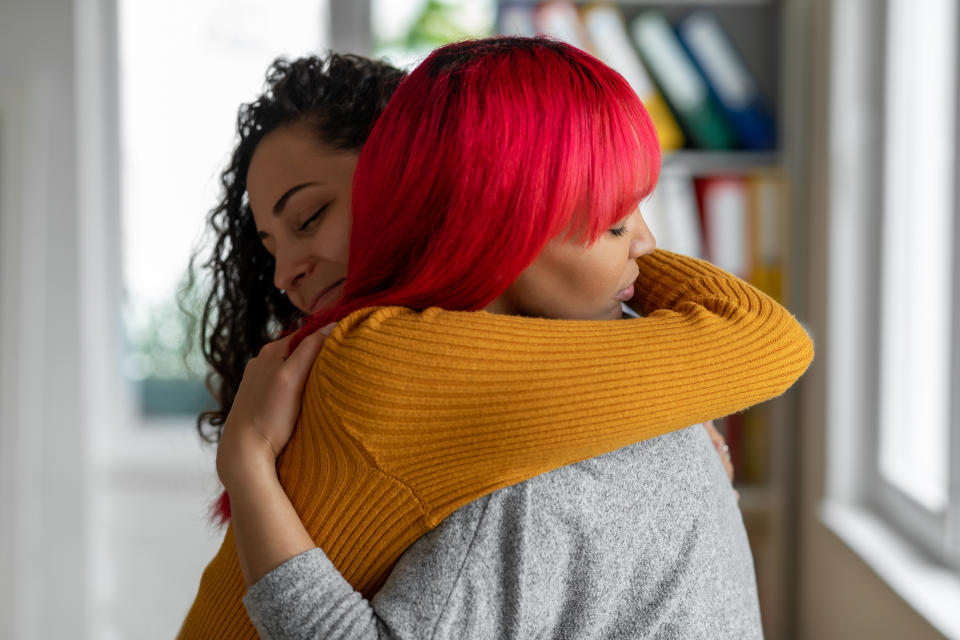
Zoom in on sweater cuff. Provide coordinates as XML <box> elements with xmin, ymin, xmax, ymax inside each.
<box><xmin>632</xmin><ymin>249</ymin><xmax>752</xmax><ymax>315</ymax></box>
<box><xmin>243</xmin><ymin>548</ymin><xmax>377</xmax><ymax>640</ymax></box>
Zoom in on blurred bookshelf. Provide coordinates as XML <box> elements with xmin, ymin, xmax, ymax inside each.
<box><xmin>495</xmin><ymin>2</ymin><xmax>808</xmax><ymax>638</ymax></box>
<box><xmin>661</xmin><ymin>150</ymin><xmax>782</xmax><ymax>174</ymax></box>
<box><xmin>613</xmin><ymin>0</ymin><xmax>775</xmax><ymax>4</ymax></box>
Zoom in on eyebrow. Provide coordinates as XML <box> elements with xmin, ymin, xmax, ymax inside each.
<box><xmin>273</xmin><ymin>182</ymin><xmax>320</xmax><ymax>215</ymax></box>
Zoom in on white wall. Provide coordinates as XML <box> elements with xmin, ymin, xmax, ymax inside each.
<box><xmin>0</xmin><ymin>0</ymin><xmax>88</xmax><ymax>638</ymax></box>
<box><xmin>2</xmin><ymin>1</ymin><xmax>352</xmax><ymax>637</ymax></box>
<box><xmin>0</xmin><ymin>2</ymin><xmax>221</xmax><ymax>639</ymax></box>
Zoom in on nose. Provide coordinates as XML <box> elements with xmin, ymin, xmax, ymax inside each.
<box><xmin>273</xmin><ymin>239</ymin><xmax>313</xmax><ymax>292</ymax></box>
<box><xmin>629</xmin><ymin>211</ymin><xmax>657</xmax><ymax>259</ymax></box>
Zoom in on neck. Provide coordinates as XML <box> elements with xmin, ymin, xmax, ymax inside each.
<box><xmin>483</xmin><ymin>294</ymin><xmax>513</xmax><ymax>315</ymax></box>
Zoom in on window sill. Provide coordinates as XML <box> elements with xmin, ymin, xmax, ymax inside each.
<box><xmin>820</xmin><ymin>500</ymin><xmax>960</xmax><ymax>639</ymax></box>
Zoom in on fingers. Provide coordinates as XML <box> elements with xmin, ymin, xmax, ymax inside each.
<box><xmin>319</xmin><ymin>322</ymin><xmax>338</xmax><ymax>337</ymax></box>
<box><xmin>250</xmin><ymin>331</ymin><xmax>325</xmax><ymax>389</ymax></box>
<box><xmin>719</xmin><ymin>445</ymin><xmax>734</xmax><ymax>483</ymax></box>
<box><xmin>258</xmin><ymin>333</ymin><xmax>296</xmax><ymax>358</ymax></box>
<box><xmin>702</xmin><ymin>420</ymin><xmax>735</xmax><ymax>484</ymax></box>
<box><xmin>702</xmin><ymin>420</ymin><xmax>722</xmax><ymax>445</ymax></box>
<box><xmin>285</xmin><ymin>331</ymin><xmax>326</xmax><ymax>379</ymax></box>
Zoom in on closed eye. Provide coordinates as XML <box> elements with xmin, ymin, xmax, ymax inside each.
<box><xmin>609</xmin><ymin>225</ymin><xmax>627</xmax><ymax>237</ymax></box>
<box><xmin>299</xmin><ymin>204</ymin><xmax>330</xmax><ymax>231</ymax></box>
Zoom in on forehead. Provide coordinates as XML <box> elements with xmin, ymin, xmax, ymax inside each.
<box><xmin>246</xmin><ymin>122</ymin><xmax>358</xmax><ymax>218</ymax></box>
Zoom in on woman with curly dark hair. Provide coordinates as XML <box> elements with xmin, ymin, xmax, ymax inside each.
<box><xmin>180</xmin><ymin>43</ymin><xmax>811</xmax><ymax>639</ymax></box>
<box><xmin>190</xmin><ymin>53</ymin><xmax>406</xmax><ymax>445</ymax></box>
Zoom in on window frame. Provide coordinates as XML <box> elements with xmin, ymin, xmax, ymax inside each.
<box><xmin>866</xmin><ymin>0</ymin><xmax>960</xmax><ymax>570</ymax></box>
<box><xmin>814</xmin><ymin>2</ymin><xmax>960</xmax><ymax>634</ymax></box>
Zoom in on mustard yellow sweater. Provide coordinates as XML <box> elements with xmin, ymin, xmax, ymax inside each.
<box><xmin>178</xmin><ymin>250</ymin><xmax>813</xmax><ymax>638</ymax></box>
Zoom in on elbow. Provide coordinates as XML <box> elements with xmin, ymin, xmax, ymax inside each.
<box><xmin>770</xmin><ymin>313</ymin><xmax>815</xmax><ymax>395</ymax></box>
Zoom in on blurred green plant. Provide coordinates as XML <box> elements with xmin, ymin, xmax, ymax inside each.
<box><xmin>124</xmin><ymin>270</ymin><xmax>212</xmax><ymax>416</ymax></box>
<box><xmin>125</xmin><ymin>270</ymin><xmax>206</xmax><ymax>382</ymax></box>
<box><xmin>374</xmin><ymin>0</ymin><xmax>495</xmax><ymax>66</ymax></box>
<box><xmin>405</xmin><ymin>0</ymin><xmax>490</xmax><ymax>49</ymax></box>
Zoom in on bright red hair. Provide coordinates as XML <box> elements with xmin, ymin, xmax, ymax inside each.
<box><xmin>217</xmin><ymin>38</ymin><xmax>662</xmax><ymax>523</ymax></box>
<box><xmin>298</xmin><ymin>36</ymin><xmax>661</xmax><ymax>338</ymax></box>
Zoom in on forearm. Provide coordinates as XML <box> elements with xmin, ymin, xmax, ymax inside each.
<box><xmin>222</xmin><ymin>449</ymin><xmax>316</xmax><ymax>587</ymax></box>
<box><xmin>320</xmin><ymin>250</ymin><xmax>812</xmax><ymax>520</ymax></box>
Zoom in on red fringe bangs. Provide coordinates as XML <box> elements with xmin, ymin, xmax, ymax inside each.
<box><xmin>293</xmin><ymin>35</ymin><xmax>661</xmax><ymax>356</ymax></box>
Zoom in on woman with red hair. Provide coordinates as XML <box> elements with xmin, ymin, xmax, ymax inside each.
<box><xmin>180</xmin><ymin>37</ymin><xmax>811</xmax><ymax>639</ymax></box>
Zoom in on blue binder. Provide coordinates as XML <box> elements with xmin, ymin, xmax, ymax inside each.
<box><xmin>677</xmin><ymin>11</ymin><xmax>777</xmax><ymax>150</ymax></box>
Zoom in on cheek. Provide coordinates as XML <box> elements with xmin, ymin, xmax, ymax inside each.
<box><xmin>530</xmin><ymin>263</ymin><xmax>608</xmax><ymax>317</ymax></box>
<box><xmin>507</xmin><ymin>240</ymin><xmax>630</xmax><ymax>319</ymax></box>
<box><xmin>314</xmin><ymin>206</ymin><xmax>352</xmax><ymax>263</ymax></box>
<box><xmin>569</xmin><ymin>255</ymin><xmax>622</xmax><ymax>299</ymax></box>
<box><xmin>558</xmin><ymin>252</ymin><xmax>632</xmax><ymax>319</ymax></box>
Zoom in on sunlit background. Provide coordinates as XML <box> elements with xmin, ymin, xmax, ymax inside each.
<box><xmin>1</xmin><ymin>0</ymin><xmax>958</xmax><ymax>638</ymax></box>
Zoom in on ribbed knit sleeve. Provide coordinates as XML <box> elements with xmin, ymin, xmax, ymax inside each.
<box><xmin>178</xmin><ymin>249</ymin><xmax>813</xmax><ymax>639</ymax></box>
<box><xmin>318</xmin><ymin>249</ymin><xmax>812</xmax><ymax>525</ymax></box>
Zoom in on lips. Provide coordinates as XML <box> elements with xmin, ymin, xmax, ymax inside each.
<box><xmin>309</xmin><ymin>278</ymin><xmax>346</xmax><ymax>314</ymax></box>
<box><xmin>616</xmin><ymin>262</ymin><xmax>640</xmax><ymax>302</ymax></box>
<box><xmin>616</xmin><ymin>283</ymin><xmax>635</xmax><ymax>302</ymax></box>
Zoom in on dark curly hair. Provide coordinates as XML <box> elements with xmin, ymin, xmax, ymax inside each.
<box><xmin>187</xmin><ymin>53</ymin><xmax>406</xmax><ymax>443</ymax></box>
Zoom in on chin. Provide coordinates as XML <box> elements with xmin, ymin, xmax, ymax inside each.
<box><xmin>290</xmin><ymin>300</ymin><xmax>310</xmax><ymax>315</ymax></box>
<box><xmin>591</xmin><ymin>304</ymin><xmax>622</xmax><ymax>320</ymax></box>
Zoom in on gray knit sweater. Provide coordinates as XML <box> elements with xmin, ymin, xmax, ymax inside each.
<box><xmin>242</xmin><ymin>423</ymin><xmax>763</xmax><ymax>639</ymax></box>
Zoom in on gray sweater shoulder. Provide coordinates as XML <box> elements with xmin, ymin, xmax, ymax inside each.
<box><xmin>244</xmin><ymin>425</ymin><xmax>763</xmax><ymax>640</ymax></box>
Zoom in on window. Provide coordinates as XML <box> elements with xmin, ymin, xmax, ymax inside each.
<box><xmin>873</xmin><ymin>0</ymin><xmax>959</xmax><ymax>565</ymax></box>
<box><xmin>822</xmin><ymin>1</ymin><xmax>960</xmax><ymax>633</ymax></box>
<box><xmin>117</xmin><ymin>0</ymin><xmax>326</xmax><ymax>418</ymax></box>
